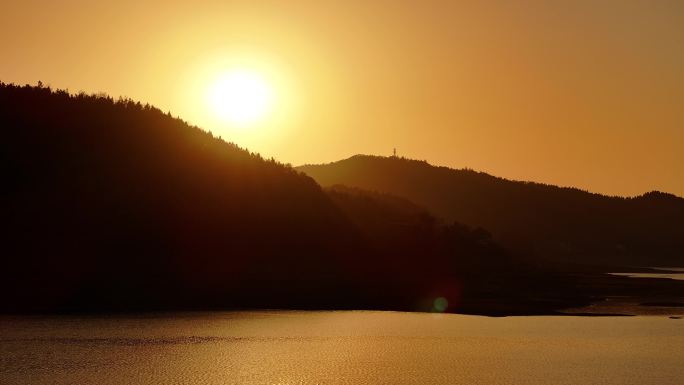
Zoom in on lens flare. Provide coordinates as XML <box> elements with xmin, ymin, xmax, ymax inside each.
<box><xmin>433</xmin><ymin>297</ymin><xmax>449</xmax><ymax>312</ymax></box>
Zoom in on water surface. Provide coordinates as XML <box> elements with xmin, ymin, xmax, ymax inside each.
<box><xmin>1</xmin><ymin>311</ymin><xmax>682</xmax><ymax>385</ymax></box>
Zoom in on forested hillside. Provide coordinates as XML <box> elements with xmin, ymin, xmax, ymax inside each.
<box><xmin>1</xmin><ymin>83</ymin><xmax>369</xmax><ymax>311</ymax></box>
<box><xmin>299</xmin><ymin>155</ymin><xmax>684</xmax><ymax>267</ymax></box>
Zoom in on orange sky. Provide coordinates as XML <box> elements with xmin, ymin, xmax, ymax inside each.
<box><xmin>2</xmin><ymin>1</ymin><xmax>683</xmax><ymax>196</ymax></box>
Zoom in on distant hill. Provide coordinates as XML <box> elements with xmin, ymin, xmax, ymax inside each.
<box><xmin>0</xmin><ymin>83</ymin><xmax>594</xmax><ymax>315</ymax></box>
<box><xmin>298</xmin><ymin>155</ymin><xmax>684</xmax><ymax>267</ymax></box>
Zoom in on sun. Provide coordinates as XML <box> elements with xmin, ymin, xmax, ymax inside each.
<box><xmin>207</xmin><ymin>70</ymin><xmax>274</xmax><ymax>127</ymax></box>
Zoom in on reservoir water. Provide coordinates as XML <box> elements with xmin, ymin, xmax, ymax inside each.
<box><xmin>1</xmin><ymin>311</ymin><xmax>682</xmax><ymax>385</ymax></box>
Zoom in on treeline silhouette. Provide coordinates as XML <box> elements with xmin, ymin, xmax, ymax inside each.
<box><xmin>298</xmin><ymin>155</ymin><xmax>684</xmax><ymax>267</ymax></box>
<box><xmin>1</xmin><ymin>83</ymin><xmax>586</xmax><ymax>314</ymax></box>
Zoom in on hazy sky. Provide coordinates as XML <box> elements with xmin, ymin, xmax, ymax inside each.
<box><xmin>2</xmin><ymin>0</ymin><xmax>683</xmax><ymax>196</ymax></box>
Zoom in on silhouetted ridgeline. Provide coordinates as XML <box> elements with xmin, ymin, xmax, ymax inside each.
<box><xmin>0</xmin><ymin>83</ymin><xmax>586</xmax><ymax>314</ymax></box>
<box><xmin>298</xmin><ymin>155</ymin><xmax>684</xmax><ymax>267</ymax></box>
<box><xmin>1</xmin><ymin>83</ymin><xmax>377</xmax><ymax>312</ymax></box>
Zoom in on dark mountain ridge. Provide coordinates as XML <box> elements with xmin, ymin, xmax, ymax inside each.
<box><xmin>298</xmin><ymin>155</ymin><xmax>684</xmax><ymax>267</ymax></box>
<box><xmin>1</xmin><ymin>83</ymin><xmax>371</xmax><ymax>311</ymax></box>
<box><xmin>1</xmin><ymin>83</ymin><xmax>590</xmax><ymax>315</ymax></box>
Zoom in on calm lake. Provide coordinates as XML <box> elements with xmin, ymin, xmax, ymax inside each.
<box><xmin>1</xmin><ymin>311</ymin><xmax>682</xmax><ymax>385</ymax></box>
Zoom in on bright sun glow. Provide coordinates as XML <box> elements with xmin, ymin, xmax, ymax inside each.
<box><xmin>207</xmin><ymin>70</ymin><xmax>274</xmax><ymax>127</ymax></box>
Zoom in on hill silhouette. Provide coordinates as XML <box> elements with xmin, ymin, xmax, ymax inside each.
<box><xmin>298</xmin><ymin>155</ymin><xmax>684</xmax><ymax>267</ymax></box>
<box><xmin>0</xmin><ymin>83</ymin><xmax>591</xmax><ymax>315</ymax></box>
<box><xmin>1</xmin><ymin>83</ymin><xmax>375</xmax><ymax>312</ymax></box>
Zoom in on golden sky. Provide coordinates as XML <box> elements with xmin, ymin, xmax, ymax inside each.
<box><xmin>2</xmin><ymin>1</ymin><xmax>683</xmax><ymax>196</ymax></box>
